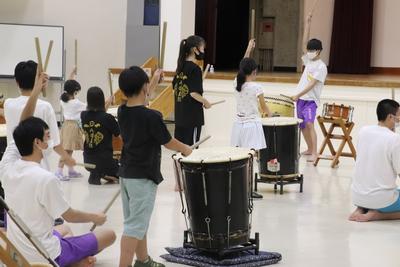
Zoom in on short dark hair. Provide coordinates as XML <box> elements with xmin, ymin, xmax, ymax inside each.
<box><xmin>86</xmin><ymin>86</ymin><xmax>105</xmax><ymax>112</ymax></box>
<box><xmin>377</xmin><ymin>99</ymin><xmax>400</xmax><ymax>121</ymax></box>
<box><xmin>61</xmin><ymin>80</ymin><xmax>81</xmax><ymax>103</ymax></box>
<box><xmin>14</xmin><ymin>60</ymin><xmax>38</xmax><ymax>90</ymax></box>
<box><xmin>118</xmin><ymin>66</ymin><xmax>149</xmax><ymax>97</ymax></box>
<box><xmin>307</xmin><ymin>39</ymin><xmax>323</xmax><ymax>51</ymax></box>
<box><xmin>13</xmin><ymin>117</ymin><xmax>49</xmax><ymax>156</ymax></box>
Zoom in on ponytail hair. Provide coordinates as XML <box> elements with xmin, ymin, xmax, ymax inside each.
<box><xmin>61</xmin><ymin>79</ymin><xmax>81</xmax><ymax>102</ymax></box>
<box><xmin>236</xmin><ymin>58</ymin><xmax>258</xmax><ymax>92</ymax></box>
<box><xmin>176</xmin><ymin>35</ymin><xmax>205</xmax><ymax>74</ymax></box>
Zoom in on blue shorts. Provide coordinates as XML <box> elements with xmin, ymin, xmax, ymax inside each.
<box><xmin>378</xmin><ymin>189</ymin><xmax>400</xmax><ymax>213</ymax></box>
<box><xmin>120</xmin><ymin>178</ymin><xmax>157</xmax><ymax>239</ymax></box>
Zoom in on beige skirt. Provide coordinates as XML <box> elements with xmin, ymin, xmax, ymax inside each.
<box><xmin>60</xmin><ymin>120</ymin><xmax>84</xmax><ymax>151</ymax></box>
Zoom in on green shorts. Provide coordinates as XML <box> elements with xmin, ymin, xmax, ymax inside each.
<box><xmin>120</xmin><ymin>178</ymin><xmax>157</xmax><ymax>239</ymax></box>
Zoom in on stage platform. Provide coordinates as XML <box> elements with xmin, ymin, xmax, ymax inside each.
<box><xmin>166</xmin><ymin>71</ymin><xmax>400</xmax><ymax>89</ymax></box>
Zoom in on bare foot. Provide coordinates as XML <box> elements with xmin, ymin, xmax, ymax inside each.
<box><xmin>301</xmin><ymin>150</ymin><xmax>312</xmax><ymax>156</ymax></box>
<box><xmin>71</xmin><ymin>256</ymin><xmax>96</xmax><ymax>267</ymax></box>
<box><xmin>355</xmin><ymin>210</ymin><xmax>381</xmax><ymax>222</ymax></box>
<box><xmin>307</xmin><ymin>154</ymin><xmax>318</xmax><ymax>162</ymax></box>
<box><xmin>348</xmin><ymin>207</ymin><xmax>366</xmax><ymax>221</ymax></box>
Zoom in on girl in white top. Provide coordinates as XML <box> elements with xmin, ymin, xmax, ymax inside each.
<box><xmin>231</xmin><ymin>39</ymin><xmax>270</xmax><ymax>150</ymax></box>
<box><xmin>57</xmin><ymin>69</ymin><xmax>86</xmax><ymax>180</ymax></box>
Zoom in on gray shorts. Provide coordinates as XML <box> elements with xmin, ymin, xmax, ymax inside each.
<box><xmin>120</xmin><ymin>178</ymin><xmax>157</xmax><ymax>239</ymax></box>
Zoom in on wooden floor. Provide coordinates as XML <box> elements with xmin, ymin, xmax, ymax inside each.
<box><xmin>201</xmin><ymin>71</ymin><xmax>400</xmax><ymax>88</ymax></box>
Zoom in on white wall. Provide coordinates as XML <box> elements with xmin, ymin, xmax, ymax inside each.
<box><xmin>0</xmin><ymin>0</ymin><xmax>127</xmax><ymax>113</ymax></box>
<box><xmin>160</xmin><ymin>0</ymin><xmax>195</xmax><ymax>71</ymax></box>
<box><xmin>371</xmin><ymin>0</ymin><xmax>400</xmax><ymax>67</ymax></box>
<box><xmin>304</xmin><ymin>0</ymin><xmax>400</xmax><ymax>68</ymax></box>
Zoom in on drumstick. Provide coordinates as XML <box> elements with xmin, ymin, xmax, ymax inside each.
<box><xmin>43</xmin><ymin>40</ymin><xmax>53</xmax><ymax>72</ymax></box>
<box><xmin>203</xmin><ymin>64</ymin><xmax>210</xmax><ymax>80</ymax></box>
<box><xmin>75</xmin><ymin>39</ymin><xmax>78</xmax><ymax>74</ymax></box>
<box><xmin>108</xmin><ymin>69</ymin><xmax>113</xmax><ymax>97</ymax></box>
<box><xmin>160</xmin><ymin>21</ymin><xmax>167</xmax><ymax>69</ymax></box>
<box><xmin>34</xmin><ymin>38</ymin><xmax>44</xmax><ymax>73</ymax></box>
<box><xmin>210</xmin><ymin>100</ymin><xmax>226</xmax><ymax>106</ymax></box>
<box><xmin>280</xmin><ymin>94</ymin><xmax>293</xmax><ymax>100</ymax></box>
<box><xmin>75</xmin><ymin>162</ymin><xmax>96</xmax><ymax>169</ymax></box>
<box><xmin>90</xmin><ymin>189</ymin><xmax>121</xmax><ymax>232</ymax></box>
<box><xmin>251</xmin><ymin>9</ymin><xmax>256</xmax><ymax>39</ymax></box>
<box><xmin>190</xmin><ymin>135</ymin><xmax>211</xmax><ymax>149</ymax></box>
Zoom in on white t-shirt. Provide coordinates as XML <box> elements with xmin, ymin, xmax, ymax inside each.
<box><xmin>295</xmin><ymin>55</ymin><xmax>327</xmax><ymax>106</ymax></box>
<box><xmin>0</xmin><ymin>143</ymin><xmax>70</xmax><ymax>263</ymax></box>
<box><xmin>4</xmin><ymin>96</ymin><xmax>60</xmax><ymax>147</ymax></box>
<box><xmin>235</xmin><ymin>81</ymin><xmax>264</xmax><ymax>121</ymax></box>
<box><xmin>352</xmin><ymin>125</ymin><xmax>400</xmax><ymax>209</ymax></box>
<box><xmin>60</xmin><ymin>98</ymin><xmax>86</xmax><ymax>121</ymax></box>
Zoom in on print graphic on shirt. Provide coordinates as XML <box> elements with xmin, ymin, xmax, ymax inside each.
<box><xmin>307</xmin><ymin>72</ymin><xmax>314</xmax><ymax>81</ymax></box>
<box><xmin>83</xmin><ymin>121</ymin><xmax>104</xmax><ymax>148</ymax></box>
<box><xmin>174</xmin><ymin>72</ymin><xmax>189</xmax><ymax>102</ymax></box>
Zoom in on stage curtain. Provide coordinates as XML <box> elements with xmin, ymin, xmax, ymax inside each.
<box><xmin>329</xmin><ymin>0</ymin><xmax>374</xmax><ymax>74</ymax></box>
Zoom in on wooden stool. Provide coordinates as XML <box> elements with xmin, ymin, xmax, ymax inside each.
<box><xmin>314</xmin><ymin>116</ymin><xmax>357</xmax><ymax>168</ymax></box>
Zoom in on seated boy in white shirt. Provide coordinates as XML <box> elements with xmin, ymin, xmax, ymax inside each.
<box><xmin>0</xmin><ymin>70</ymin><xmax>116</xmax><ymax>266</ymax></box>
<box><xmin>350</xmin><ymin>99</ymin><xmax>400</xmax><ymax>222</ymax></box>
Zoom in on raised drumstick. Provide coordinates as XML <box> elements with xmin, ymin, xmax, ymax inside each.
<box><xmin>251</xmin><ymin>9</ymin><xmax>256</xmax><ymax>39</ymax></box>
<box><xmin>75</xmin><ymin>39</ymin><xmax>78</xmax><ymax>74</ymax></box>
<box><xmin>90</xmin><ymin>189</ymin><xmax>121</xmax><ymax>231</ymax></box>
<box><xmin>43</xmin><ymin>40</ymin><xmax>53</xmax><ymax>72</ymax></box>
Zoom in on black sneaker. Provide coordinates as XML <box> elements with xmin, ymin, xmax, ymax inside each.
<box><xmin>252</xmin><ymin>191</ymin><xmax>263</xmax><ymax>199</ymax></box>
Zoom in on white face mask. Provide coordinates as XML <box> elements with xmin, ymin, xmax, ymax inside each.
<box><xmin>307</xmin><ymin>51</ymin><xmax>318</xmax><ymax>60</ymax></box>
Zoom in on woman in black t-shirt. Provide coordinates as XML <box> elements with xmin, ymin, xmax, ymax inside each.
<box><xmin>172</xmin><ymin>35</ymin><xmax>211</xmax><ymax>146</ymax></box>
<box><xmin>81</xmin><ymin>87</ymin><xmax>120</xmax><ymax>185</ymax></box>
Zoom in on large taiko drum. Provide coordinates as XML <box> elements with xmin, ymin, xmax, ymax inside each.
<box><xmin>264</xmin><ymin>95</ymin><xmax>294</xmax><ymax>117</ymax></box>
<box><xmin>259</xmin><ymin>117</ymin><xmax>302</xmax><ymax>179</ymax></box>
<box><xmin>173</xmin><ymin>147</ymin><xmax>255</xmax><ymax>251</ymax></box>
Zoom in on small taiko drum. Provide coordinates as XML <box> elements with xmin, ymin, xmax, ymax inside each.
<box><xmin>263</xmin><ymin>95</ymin><xmax>295</xmax><ymax>117</ymax></box>
<box><xmin>322</xmin><ymin>103</ymin><xmax>354</xmax><ymax>122</ymax></box>
<box><xmin>173</xmin><ymin>147</ymin><xmax>256</xmax><ymax>251</ymax></box>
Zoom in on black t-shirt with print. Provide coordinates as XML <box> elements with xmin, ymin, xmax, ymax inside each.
<box><xmin>172</xmin><ymin>61</ymin><xmax>204</xmax><ymax>127</ymax></box>
<box><xmin>81</xmin><ymin>111</ymin><xmax>120</xmax><ymax>158</ymax></box>
<box><xmin>117</xmin><ymin>105</ymin><xmax>172</xmax><ymax>184</ymax></box>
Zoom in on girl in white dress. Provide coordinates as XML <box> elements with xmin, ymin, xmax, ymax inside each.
<box><xmin>231</xmin><ymin>40</ymin><xmax>270</xmax><ymax>150</ymax></box>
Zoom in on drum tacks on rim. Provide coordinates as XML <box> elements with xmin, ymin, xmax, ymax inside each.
<box><xmin>263</xmin><ymin>95</ymin><xmax>294</xmax><ymax>117</ymax></box>
<box><xmin>173</xmin><ymin>147</ymin><xmax>260</xmax><ymax>255</ymax></box>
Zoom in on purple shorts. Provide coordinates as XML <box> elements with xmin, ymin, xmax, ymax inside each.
<box><xmin>53</xmin><ymin>231</ymin><xmax>98</xmax><ymax>267</ymax></box>
<box><xmin>296</xmin><ymin>99</ymin><xmax>317</xmax><ymax>129</ymax></box>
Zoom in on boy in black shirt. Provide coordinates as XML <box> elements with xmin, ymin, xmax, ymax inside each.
<box><xmin>117</xmin><ymin>66</ymin><xmax>192</xmax><ymax>267</ymax></box>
